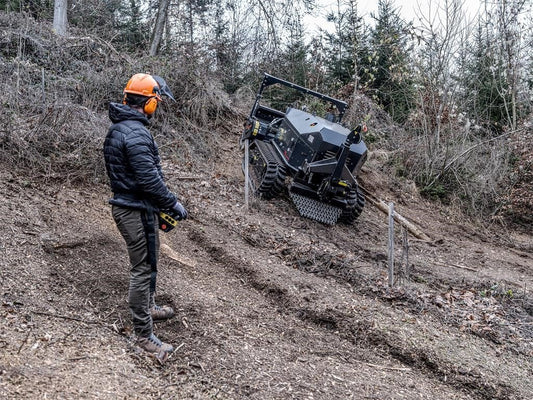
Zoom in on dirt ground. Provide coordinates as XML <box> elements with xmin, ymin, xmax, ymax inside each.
<box><xmin>0</xmin><ymin>139</ymin><xmax>532</xmax><ymax>399</ymax></box>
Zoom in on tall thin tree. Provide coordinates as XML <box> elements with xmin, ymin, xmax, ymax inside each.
<box><xmin>150</xmin><ymin>0</ymin><xmax>171</xmax><ymax>56</ymax></box>
<box><xmin>53</xmin><ymin>0</ymin><xmax>68</xmax><ymax>36</ymax></box>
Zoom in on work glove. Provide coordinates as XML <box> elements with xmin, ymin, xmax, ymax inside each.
<box><xmin>172</xmin><ymin>200</ymin><xmax>188</xmax><ymax>220</ymax></box>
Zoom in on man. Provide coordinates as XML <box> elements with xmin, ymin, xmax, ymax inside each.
<box><xmin>103</xmin><ymin>73</ymin><xmax>187</xmax><ymax>359</ymax></box>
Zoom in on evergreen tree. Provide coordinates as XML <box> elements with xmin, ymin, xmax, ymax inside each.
<box><xmin>366</xmin><ymin>0</ymin><xmax>414</xmax><ymax>123</ymax></box>
<box><xmin>322</xmin><ymin>0</ymin><xmax>368</xmax><ymax>90</ymax></box>
<box><xmin>1</xmin><ymin>0</ymin><xmax>53</xmax><ymax>19</ymax></box>
<box><xmin>272</xmin><ymin>13</ymin><xmax>309</xmax><ymax>86</ymax></box>
<box><xmin>262</xmin><ymin>12</ymin><xmax>312</xmax><ymax>111</ymax></box>
<box><xmin>461</xmin><ymin>22</ymin><xmax>510</xmax><ymax>133</ymax></box>
<box><xmin>68</xmin><ymin>0</ymin><xmax>121</xmax><ymax>33</ymax></box>
<box><xmin>113</xmin><ymin>0</ymin><xmax>149</xmax><ymax>49</ymax></box>
<box><xmin>212</xmin><ymin>0</ymin><xmax>246</xmax><ymax>92</ymax></box>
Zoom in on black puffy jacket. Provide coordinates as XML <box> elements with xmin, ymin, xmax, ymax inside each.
<box><xmin>103</xmin><ymin>103</ymin><xmax>177</xmax><ymax>211</ymax></box>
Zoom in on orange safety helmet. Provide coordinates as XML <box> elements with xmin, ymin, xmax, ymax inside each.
<box><xmin>123</xmin><ymin>73</ymin><xmax>162</xmax><ymax>115</ymax></box>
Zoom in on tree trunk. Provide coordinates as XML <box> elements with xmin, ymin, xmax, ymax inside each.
<box><xmin>149</xmin><ymin>0</ymin><xmax>171</xmax><ymax>56</ymax></box>
<box><xmin>53</xmin><ymin>0</ymin><xmax>68</xmax><ymax>37</ymax></box>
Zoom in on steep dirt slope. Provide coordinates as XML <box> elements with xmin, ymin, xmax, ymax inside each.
<box><xmin>1</xmin><ymin>145</ymin><xmax>532</xmax><ymax>399</ymax></box>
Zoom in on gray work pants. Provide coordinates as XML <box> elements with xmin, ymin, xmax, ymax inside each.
<box><xmin>112</xmin><ymin>205</ymin><xmax>159</xmax><ymax>338</ymax></box>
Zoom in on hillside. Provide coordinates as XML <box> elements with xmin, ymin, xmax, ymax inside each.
<box><xmin>1</xmin><ymin>10</ymin><xmax>532</xmax><ymax>400</ymax></box>
<box><xmin>1</xmin><ymin>138</ymin><xmax>532</xmax><ymax>399</ymax></box>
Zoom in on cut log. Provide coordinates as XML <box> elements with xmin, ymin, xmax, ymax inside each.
<box><xmin>361</xmin><ymin>186</ymin><xmax>432</xmax><ymax>242</ymax></box>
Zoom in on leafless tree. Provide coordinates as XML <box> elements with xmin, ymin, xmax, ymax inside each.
<box><xmin>492</xmin><ymin>0</ymin><xmax>530</xmax><ymax>131</ymax></box>
<box><xmin>413</xmin><ymin>0</ymin><xmax>470</xmax><ymax>144</ymax></box>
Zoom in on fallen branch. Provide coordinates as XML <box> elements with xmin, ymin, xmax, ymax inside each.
<box><xmin>17</xmin><ymin>328</ymin><xmax>32</xmax><ymax>354</ymax></box>
<box><xmin>360</xmin><ymin>186</ymin><xmax>431</xmax><ymax>241</ymax></box>
<box><xmin>355</xmin><ymin>359</ymin><xmax>411</xmax><ymax>372</ymax></box>
<box><xmin>161</xmin><ymin>243</ymin><xmax>197</xmax><ymax>268</ymax></box>
<box><xmin>31</xmin><ymin>310</ymin><xmax>100</xmax><ymax>324</ymax></box>
<box><xmin>434</xmin><ymin>260</ymin><xmax>478</xmax><ymax>272</ymax></box>
<box><xmin>68</xmin><ymin>356</ymin><xmax>90</xmax><ymax>362</ymax></box>
<box><xmin>53</xmin><ymin>240</ymin><xmax>88</xmax><ymax>249</ymax></box>
<box><xmin>176</xmin><ymin>176</ymin><xmax>205</xmax><ymax>180</ymax></box>
<box><xmin>163</xmin><ymin>172</ymin><xmax>206</xmax><ymax>180</ymax></box>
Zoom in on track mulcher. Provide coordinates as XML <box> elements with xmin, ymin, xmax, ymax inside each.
<box><xmin>241</xmin><ymin>74</ymin><xmax>368</xmax><ymax>225</ymax></box>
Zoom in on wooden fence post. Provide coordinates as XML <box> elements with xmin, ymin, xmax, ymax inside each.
<box><xmin>388</xmin><ymin>202</ymin><xmax>395</xmax><ymax>287</ymax></box>
<box><xmin>244</xmin><ymin>139</ymin><xmax>249</xmax><ymax>210</ymax></box>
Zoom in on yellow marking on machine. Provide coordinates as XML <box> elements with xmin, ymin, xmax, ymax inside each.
<box><xmin>252</xmin><ymin>120</ymin><xmax>260</xmax><ymax>136</ymax></box>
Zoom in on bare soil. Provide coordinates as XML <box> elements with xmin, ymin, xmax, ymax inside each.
<box><xmin>1</xmin><ymin>142</ymin><xmax>532</xmax><ymax>399</ymax></box>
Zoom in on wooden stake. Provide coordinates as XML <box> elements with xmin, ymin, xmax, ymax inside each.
<box><xmin>403</xmin><ymin>227</ymin><xmax>410</xmax><ymax>280</ymax></box>
<box><xmin>244</xmin><ymin>138</ymin><xmax>250</xmax><ymax>210</ymax></box>
<box><xmin>388</xmin><ymin>202</ymin><xmax>395</xmax><ymax>287</ymax></box>
<box><xmin>41</xmin><ymin>68</ymin><xmax>45</xmax><ymax>112</ymax></box>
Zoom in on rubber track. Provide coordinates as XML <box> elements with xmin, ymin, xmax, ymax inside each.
<box><xmin>248</xmin><ymin>141</ymin><xmax>286</xmax><ymax>199</ymax></box>
<box><xmin>339</xmin><ymin>185</ymin><xmax>365</xmax><ymax>224</ymax></box>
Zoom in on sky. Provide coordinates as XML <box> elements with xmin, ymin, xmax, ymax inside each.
<box><xmin>359</xmin><ymin>0</ymin><xmax>481</xmax><ymax>21</ymax></box>
<box><xmin>304</xmin><ymin>0</ymin><xmax>483</xmax><ymax>33</ymax></box>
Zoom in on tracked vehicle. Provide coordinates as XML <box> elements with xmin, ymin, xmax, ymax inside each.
<box><xmin>241</xmin><ymin>74</ymin><xmax>368</xmax><ymax>225</ymax></box>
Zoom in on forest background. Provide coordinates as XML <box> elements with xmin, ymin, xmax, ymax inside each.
<box><xmin>1</xmin><ymin>0</ymin><xmax>532</xmax><ymax>228</ymax></box>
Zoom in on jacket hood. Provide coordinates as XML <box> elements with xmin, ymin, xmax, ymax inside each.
<box><xmin>108</xmin><ymin>102</ymin><xmax>150</xmax><ymax>126</ymax></box>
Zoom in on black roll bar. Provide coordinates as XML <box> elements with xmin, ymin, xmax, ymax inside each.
<box><xmin>249</xmin><ymin>73</ymin><xmax>348</xmax><ymax>122</ymax></box>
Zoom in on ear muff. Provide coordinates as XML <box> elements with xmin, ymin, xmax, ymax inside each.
<box><xmin>143</xmin><ymin>97</ymin><xmax>158</xmax><ymax>115</ymax></box>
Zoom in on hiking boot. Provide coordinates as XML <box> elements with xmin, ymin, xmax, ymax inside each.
<box><xmin>137</xmin><ymin>333</ymin><xmax>174</xmax><ymax>361</ymax></box>
<box><xmin>150</xmin><ymin>304</ymin><xmax>175</xmax><ymax>321</ymax></box>
<box><xmin>149</xmin><ymin>293</ymin><xmax>175</xmax><ymax>321</ymax></box>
